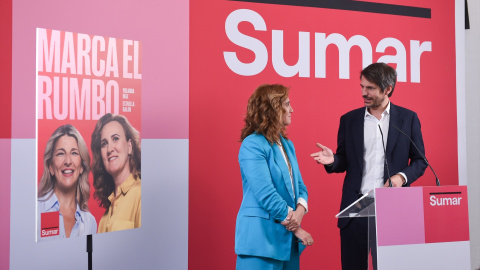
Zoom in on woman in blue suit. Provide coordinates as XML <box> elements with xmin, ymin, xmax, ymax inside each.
<box><xmin>236</xmin><ymin>84</ymin><xmax>314</xmax><ymax>270</ymax></box>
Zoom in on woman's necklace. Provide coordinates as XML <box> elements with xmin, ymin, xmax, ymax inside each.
<box><xmin>278</xmin><ymin>142</ymin><xmax>293</xmax><ymax>179</ymax></box>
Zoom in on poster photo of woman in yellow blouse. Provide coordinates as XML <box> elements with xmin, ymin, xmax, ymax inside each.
<box><xmin>91</xmin><ymin>113</ymin><xmax>141</xmax><ymax>233</ymax></box>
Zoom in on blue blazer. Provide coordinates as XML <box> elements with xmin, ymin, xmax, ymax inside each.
<box><xmin>235</xmin><ymin>133</ymin><xmax>308</xmax><ymax>261</ymax></box>
<box><xmin>326</xmin><ymin>103</ymin><xmax>428</xmax><ymax>229</ymax></box>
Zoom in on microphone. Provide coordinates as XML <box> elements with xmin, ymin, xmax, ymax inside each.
<box><xmin>378</xmin><ymin>125</ymin><xmax>393</xmax><ymax>187</ymax></box>
<box><xmin>391</xmin><ymin>124</ymin><xmax>440</xmax><ymax>186</ymax></box>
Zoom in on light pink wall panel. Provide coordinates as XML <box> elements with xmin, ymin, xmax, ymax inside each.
<box><xmin>12</xmin><ymin>0</ymin><xmax>188</xmax><ymax>139</ymax></box>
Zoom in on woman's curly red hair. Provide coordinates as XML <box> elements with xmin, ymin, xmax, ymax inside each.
<box><xmin>240</xmin><ymin>84</ymin><xmax>289</xmax><ymax>144</ymax></box>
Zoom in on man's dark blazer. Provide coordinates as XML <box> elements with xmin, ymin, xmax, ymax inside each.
<box><xmin>325</xmin><ymin>103</ymin><xmax>428</xmax><ymax>229</ymax></box>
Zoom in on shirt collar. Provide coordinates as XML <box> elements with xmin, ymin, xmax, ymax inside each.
<box><xmin>108</xmin><ymin>174</ymin><xmax>137</xmax><ymax>202</ymax></box>
<box><xmin>41</xmin><ymin>190</ymin><xmax>85</xmax><ymax>222</ymax></box>
<box><xmin>42</xmin><ymin>190</ymin><xmax>60</xmax><ymax>212</ymax></box>
<box><xmin>75</xmin><ymin>203</ymin><xmax>85</xmax><ymax>223</ymax></box>
<box><xmin>364</xmin><ymin>101</ymin><xmax>391</xmax><ymax>119</ymax></box>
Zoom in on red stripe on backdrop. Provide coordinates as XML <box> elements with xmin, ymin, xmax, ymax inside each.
<box><xmin>0</xmin><ymin>0</ymin><xmax>12</xmax><ymax>139</ymax></box>
<box><xmin>0</xmin><ymin>1</ymin><xmax>12</xmax><ymax>269</ymax></box>
<box><xmin>0</xmin><ymin>140</ymin><xmax>11</xmax><ymax>270</ymax></box>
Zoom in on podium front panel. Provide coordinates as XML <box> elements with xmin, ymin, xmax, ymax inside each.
<box><xmin>375</xmin><ymin>186</ymin><xmax>470</xmax><ymax>270</ymax></box>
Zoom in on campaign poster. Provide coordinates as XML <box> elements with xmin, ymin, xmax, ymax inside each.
<box><xmin>36</xmin><ymin>28</ymin><xmax>142</xmax><ymax>241</ymax></box>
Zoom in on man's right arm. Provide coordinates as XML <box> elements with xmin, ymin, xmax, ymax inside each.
<box><xmin>311</xmin><ymin>115</ymin><xmax>348</xmax><ymax>173</ymax></box>
<box><xmin>326</xmin><ymin>115</ymin><xmax>348</xmax><ymax>173</ymax></box>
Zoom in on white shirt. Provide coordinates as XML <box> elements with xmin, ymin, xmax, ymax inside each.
<box><xmin>361</xmin><ymin>103</ymin><xmax>408</xmax><ymax>196</ymax></box>
<box><xmin>361</xmin><ymin>103</ymin><xmax>391</xmax><ymax>195</ymax></box>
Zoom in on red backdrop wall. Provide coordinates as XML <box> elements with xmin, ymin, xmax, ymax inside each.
<box><xmin>190</xmin><ymin>0</ymin><xmax>457</xmax><ymax>269</ymax></box>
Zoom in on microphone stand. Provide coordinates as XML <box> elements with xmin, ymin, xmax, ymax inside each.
<box><xmin>378</xmin><ymin>125</ymin><xmax>393</xmax><ymax>187</ymax></box>
<box><xmin>391</xmin><ymin>124</ymin><xmax>440</xmax><ymax>186</ymax></box>
<box><xmin>87</xmin><ymin>234</ymin><xmax>93</xmax><ymax>270</ymax></box>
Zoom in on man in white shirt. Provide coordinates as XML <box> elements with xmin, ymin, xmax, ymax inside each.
<box><xmin>311</xmin><ymin>62</ymin><xmax>428</xmax><ymax>270</ymax></box>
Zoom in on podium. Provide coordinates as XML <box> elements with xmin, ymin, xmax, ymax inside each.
<box><xmin>336</xmin><ymin>186</ymin><xmax>471</xmax><ymax>270</ymax></box>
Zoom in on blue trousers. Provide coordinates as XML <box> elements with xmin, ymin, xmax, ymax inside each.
<box><xmin>236</xmin><ymin>238</ymin><xmax>300</xmax><ymax>270</ymax></box>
